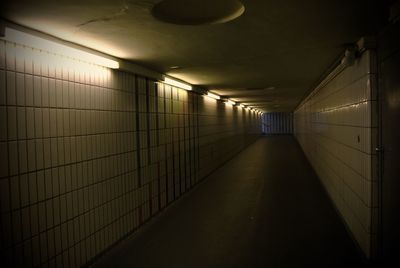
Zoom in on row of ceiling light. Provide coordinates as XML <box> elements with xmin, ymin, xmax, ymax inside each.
<box><xmin>206</xmin><ymin>92</ymin><xmax>263</xmax><ymax>114</ymax></box>
<box><xmin>1</xmin><ymin>26</ymin><xmax>264</xmax><ymax>116</ymax></box>
<box><xmin>164</xmin><ymin>77</ymin><xmax>264</xmax><ymax>114</ymax></box>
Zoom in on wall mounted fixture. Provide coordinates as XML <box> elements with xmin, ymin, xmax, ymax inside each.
<box><xmin>207</xmin><ymin>92</ymin><xmax>221</xmax><ymax>100</ymax></box>
<box><xmin>164</xmin><ymin>77</ymin><xmax>193</xmax><ymax>91</ymax></box>
<box><xmin>341</xmin><ymin>46</ymin><xmax>357</xmax><ymax>67</ymax></box>
<box><xmin>225</xmin><ymin>99</ymin><xmax>236</xmax><ymax>106</ymax></box>
<box><xmin>1</xmin><ymin>27</ymin><xmax>119</xmax><ymax>69</ymax></box>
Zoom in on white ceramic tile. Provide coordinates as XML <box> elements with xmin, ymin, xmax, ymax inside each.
<box><xmin>0</xmin><ymin>106</ymin><xmax>8</xmax><ymax>141</ymax></box>
<box><xmin>9</xmin><ymin>174</ymin><xmax>20</xmax><ymax>209</ymax></box>
<box><xmin>58</xmin><ymin>138</ymin><xmax>65</xmax><ymax>165</ymax></box>
<box><xmin>27</xmin><ymin>139</ymin><xmax>36</xmax><ymax>172</ymax></box>
<box><xmin>48</xmin><ymin>78</ymin><xmax>56</xmax><ymax>108</ymax></box>
<box><xmin>16</xmin><ymin>72</ymin><xmax>25</xmax><ymax>106</ymax></box>
<box><xmin>20</xmin><ymin>174</ymin><xmax>30</xmax><ymax>208</ymax></box>
<box><xmin>25</xmin><ymin>74</ymin><xmax>33</xmax><ymax>107</ymax></box>
<box><xmin>56</xmin><ymin>80</ymin><xmax>63</xmax><ymax>108</ymax></box>
<box><xmin>33</xmin><ymin>49</ymin><xmax>42</xmax><ymax>77</ymax></box>
<box><xmin>62</xmin><ymin>81</ymin><xmax>69</xmax><ymax>108</ymax></box>
<box><xmin>0</xmin><ymin>70</ymin><xmax>6</xmax><ymax>105</ymax></box>
<box><xmin>7</xmin><ymin>107</ymin><xmax>17</xmax><ymax>141</ymax></box>
<box><xmin>34</xmin><ymin>108</ymin><xmax>42</xmax><ymax>138</ymax></box>
<box><xmin>33</xmin><ymin>76</ymin><xmax>42</xmax><ymax>107</ymax></box>
<box><xmin>0</xmin><ymin>40</ymin><xmax>5</xmax><ymax>69</ymax></box>
<box><xmin>5</xmin><ymin>42</ymin><xmax>16</xmax><ymax>71</ymax></box>
<box><xmin>24</xmin><ymin>47</ymin><xmax>33</xmax><ymax>75</ymax></box>
<box><xmin>63</xmin><ymin>110</ymin><xmax>70</xmax><ymax>136</ymax></box>
<box><xmin>26</xmin><ymin>107</ymin><xmax>35</xmax><ymax>139</ymax></box>
<box><xmin>48</xmin><ymin>108</ymin><xmax>57</xmax><ymax>137</ymax></box>
<box><xmin>18</xmin><ymin>140</ymin><xmax>27</xmax><ymax>173</ymax></box>
<box><xmin>56</xmin><ymin>108</ymin><xmax>64</xmax><ymax>136</ymax></box>
<box><xmin>35</xmin><ymin>139</ymin><xmax>44</xmax><ymax>170</ymax></box>
<box><xmin>6</xmin><ymin>71</ymin><xmax>16</xmax><ymax>105</ymax></box>
<box><xmin>0</xmin><ymin>142</ymin><xmax>9</xmax><ymax>178</ymax></box>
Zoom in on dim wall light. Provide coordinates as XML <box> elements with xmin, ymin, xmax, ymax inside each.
<box><xmin>164</xmin><ymin>77</ymin><xmax>192</xmax><ymax>91</ymax></box>
<box><xmin>225</xmin><ymin>99</ymin><xmax>236</xmax><ymax>106</ymax></box>
<box><xmin>207</xmin><ymin>92</ymin><xmax>220</xmax><ymax>100</ymax></box>
<box><xmin>2</xmin><ymin>27</ymin><xmax>119</xmax><ymax>69</ymax></box>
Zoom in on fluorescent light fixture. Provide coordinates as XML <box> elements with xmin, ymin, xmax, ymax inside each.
<box><xmin>207</xmin><ymin>92</ymin><xmax>220</xmax><ymax>100</ymax></box>
<box><xmin>164</xmin><ymin>77</ymin><xmax>192</xmax><ymax>91</ymax></box>
<box><xmin>2</xmin><ymin>27</ymin><xmax>119</xmax><ymax>69</ymax></box>
<box><xmin>225</xmin><ymin>99</ymin><xmax>236</xmax><ymax>106</ymax></box>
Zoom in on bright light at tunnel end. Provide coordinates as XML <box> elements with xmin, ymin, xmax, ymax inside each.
<box><xmin>2</xmin><ymin>27</ymin><xmax>120</xmax><ymax>69</ymax></box>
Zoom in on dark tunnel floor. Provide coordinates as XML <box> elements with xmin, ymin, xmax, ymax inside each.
<box><xmin>94</xmin><ymin>136</ymin><xmax>368</xmax><ymax>268</ymax></box>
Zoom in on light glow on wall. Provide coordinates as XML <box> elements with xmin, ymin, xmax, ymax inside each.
<box><xmin>164</xmin><ymin>77</ymin><xmax>192</xmax><ymax>91</ymax></box>
<box><xmin>207</xmin><ymin>92</ymin><xmax>220</xmax><ymax>100</ymax></box>
<box><xmin>225</xmin><ymin>99</ymin><xmax>236</xmax><ymax>106</ymax></box>
<box><xmin>2</xmin><ymin>27</ymin><xmax>120</xmax><ymax>69</ymax></box>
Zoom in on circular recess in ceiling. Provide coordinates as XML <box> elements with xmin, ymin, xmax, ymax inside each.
<box><xmin>152</xmin><ymin>0</ymin><xmax>245</xmax><ymax>25</ymax></box>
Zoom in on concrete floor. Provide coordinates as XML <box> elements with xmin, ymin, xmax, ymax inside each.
<box><xmin>94</xmin><ymin>136</ymin><xmax>368</xmax><ymax>268</ymax></box>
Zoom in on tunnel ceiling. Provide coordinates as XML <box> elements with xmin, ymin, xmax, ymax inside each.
<box><xmin>1</xmin><ymin>0</ymin><xmax>380</xmax><ymax>111</ymax></box>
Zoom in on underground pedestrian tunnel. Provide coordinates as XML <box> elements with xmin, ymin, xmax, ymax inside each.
<box><xmin>0</xmin><ymin>1</ymin><xmax>399</xmax><ymax>267</ymax></box>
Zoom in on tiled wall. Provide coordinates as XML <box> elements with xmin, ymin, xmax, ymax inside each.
<box><xmin>197</xmin><ymin>97</ymin><xmax>260</xmax><ymax>179</ymax></box>
<box><xmin>294</xmin><ymin>50</ymin><xmax>378</xmax><ymax>257</ymax></box>
<box><xmin>262</xmin><ymin>112</ymin><xmax>293</xmax><ymax>134</ymax></box>
<box><xmin>0</xmin><ymin>38</ymin><xmax>261</xmax><ymax>267</ymax></box>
